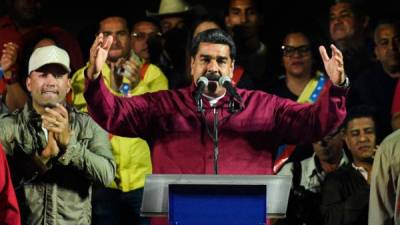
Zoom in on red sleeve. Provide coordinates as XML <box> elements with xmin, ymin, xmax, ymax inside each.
<box><xmin>0</xmin><ymin>145</ymin><xmax>21</xmax><ymax>225</ymax></box>
<box><xmin>392</xmin><ymin>80</ymin><xmax>400</xmax><ymax>115</ymax></box>
<box><xmin>84</xmin><ymin>74</ymin><xmax>153</xmax><ymax>138</ymax></box>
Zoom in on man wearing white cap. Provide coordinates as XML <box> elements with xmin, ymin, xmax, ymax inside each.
<box><xmin>0</xmin><ymin>45</ymin><xmax>115</xmax><ymax>225</ymax></box>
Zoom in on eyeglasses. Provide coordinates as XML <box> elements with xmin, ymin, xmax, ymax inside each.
<box><xmin>281</xmin><ymin>45</ymin><xmax>311</xmax><ymax>57</ymax></box>
<box><xmin>131</xmin><ymin>32</ymin><xmax>162</xmax><ymax>41</ymax></box>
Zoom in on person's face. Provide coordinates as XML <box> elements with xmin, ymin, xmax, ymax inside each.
<box><xmin>26</xmin><ymin>64</ymin><xmax>70</xmax><ymax>111</ymax></box>
<box><xmin>374</xmin><ymin>24</ymin><xmax>400</xmax><ymax>73</ymax></box>
<box><xmin>131</xmin><ymin>21</ymin><xmax>161</xmax><ymax>63</ymax></box>
<box><xmin>99</xmin><ymin>17</ymin><xmax>130</xmax><ymax>62</ymax></box>
<box><xmin>225</xmin><ymin>0</ymin><xmax>259</xmax><ymax>28</ymax></box>
<box><xmin>282</xmin><ymin>33</ymin><xmax>313</xmax><ymax>78</ymax></box>
<box><xmin>329</xmin><ymin>3</ymin><xmax>357</xmax><ymax>42</ymax></box>
<box><xmin>191</xmin><ymin>42</ymin><xmax>234</xmax><ymax>97</ymax></box>
<box><xmin>160</xmin><ymin>16</ymin><xmax>185</xmax><ymax>33</ymax></box>
<box><xmin>313</xmin><ymin>130</ymin><xmax>344</xmax><ymax>162</ymax></box>
<box><xmin>193</xmin><ymin>21</ymin><xmax>220</xmax><ymax>38</ymax></box>
<box><xmin>344</xmin><ymin>117</ymin><xmax>376</xmax><ymax>163</ymax></box>
<box><xmin>13</xmin><ymin>0</ymin><xmax>43</xmax><ymax>25</ymax></box>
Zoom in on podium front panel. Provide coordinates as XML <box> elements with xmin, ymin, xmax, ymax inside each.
<box><xmin>141</xmin><ymin>174</ymin><xmax>291</xmax><ymax>218</ymax></box>
<box><xmin>169</xmin><ymin>184</ymin><xmax>266</xmax><ymax>225</ymax></box>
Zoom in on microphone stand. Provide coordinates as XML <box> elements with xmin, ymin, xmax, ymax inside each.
<box><xmin>198</xmin><ymin>76</ymin><xmax>245</xmax><ymax>174</ymax></box>
<box><xmin>209</xmin><ymin>94</ymin><xmax>242</xmax><ymax>174</ymax></box>
<box><xmin>199</xmin><ymin>102</ymin><xmax>219</xmax><ymax>174</ymax></box>
<box><xmin>212</xmin><ymin>107</ymin><xmax>219</xmax><ymax>174</ymax></box>
<box><xmin>193</xmin><ymin>77</ymin><xmax>208</xmax><ymax>112</ymax></box>
<box><xmin>196</xmin><ymin>97</ymin><xmax>204</xmax><ymax>112</ymax></box>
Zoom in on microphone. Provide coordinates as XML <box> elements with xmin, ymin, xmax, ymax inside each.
<box><xmin>218</xmin><ymin>76</ymin><xmax>241</xmax><ymax>101</ymax></box>
<box><xmin>193</xmin><ymin>77</ymin><xmax>208</xmax><ymax>112</ymax></box>
<box><xmin>194</xmin><ymin>76</ymin><xmax>208</xmax><ymax>100</ymax></box>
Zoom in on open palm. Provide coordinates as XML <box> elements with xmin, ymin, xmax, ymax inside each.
<box><xmin>319</xmin><ymin>44</ymin><xmax>345</xmax><ymax>85</ymax></box>
<box><xmin>87</xmin><ymin>33</ymin><xmax>113</xmax><ymax>79</ymax></box>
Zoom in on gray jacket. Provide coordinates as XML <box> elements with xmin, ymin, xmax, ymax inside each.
<box><xmin>369</xmin><ymin>129</ymin><xmax>400</xmax><ymax>225</ymax></box>
<box><xmin>0</xmin><ymin>103</ymin><xmax>115</xmax><ymax>225</ymax></box>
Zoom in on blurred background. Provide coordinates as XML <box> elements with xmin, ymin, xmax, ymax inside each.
<box><xmin>1</xmin><ymin>0</ymin><xmax>398</xmax><ymax>51</ymax></box>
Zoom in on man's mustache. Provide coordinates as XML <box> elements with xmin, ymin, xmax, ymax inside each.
<box><xmin>110</xmin><ymin>43</ymin><xmax>122</xmax><ymax>50</ymax></box>
<box><xmin>203</xmin><ymin>72</ymin><xmax>221</xmax><ymax>81</ymax></box>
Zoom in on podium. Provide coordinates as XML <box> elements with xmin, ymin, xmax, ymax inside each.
<box><xmin>141</xmin><ymin>174</ymin><xmax>291</xmax><ymax>225</ymax></box>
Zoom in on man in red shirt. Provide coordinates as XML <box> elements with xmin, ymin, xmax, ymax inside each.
<box><xmin>84</xmin><ymin>28</ymin><xmax>349</xmax><ymax>225</ymax></box>
<box><xmin>84</xmin><ymin>28</ymin><xmax>349</xmax><ymax>175</ymax></box>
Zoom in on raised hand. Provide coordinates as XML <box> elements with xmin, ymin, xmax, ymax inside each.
<box><xmin>87</xmin><ymin>33</ymin><xmax>113</xmax><ymax>80</ymax></box>
<box><xmin>319</xmin><ymin>44</ymin><xmax>346</xmax><ymax>86</ymax></box>
<box><xmin>41</xmin><ymin>103</ymin><xmax>72</xmax><ymax>150</ymax></box>
<box><xmin>1</xmin><ymin>42</ymin><xmax>19</xmax><ymax>72</ymax></box>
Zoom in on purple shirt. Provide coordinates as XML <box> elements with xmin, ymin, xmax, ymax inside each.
<box><xmin>85</xmin><ymin>75</ymin><xmax>347</xmax><ymax>175</ymax></box>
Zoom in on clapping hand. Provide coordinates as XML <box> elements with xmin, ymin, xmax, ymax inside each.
<box><xmin>41</xmin><ymin>103</ymin><xmax>72</xmax><ymax>152</ymax></box>
<box><xmin>1</xmin><ymin>42</ymin><xmax>18</xmax><ymax>72</ymax></box>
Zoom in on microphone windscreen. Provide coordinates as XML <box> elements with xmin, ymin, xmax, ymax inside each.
<box><xmin>218</xmin><ymin>75</ymin><xmax>232</xmax><ymax>86</ymax></box>
<box><xmin>197</xmin><ymin>76</ymin><xmax>209</xmax><ymax>86</ymax></box>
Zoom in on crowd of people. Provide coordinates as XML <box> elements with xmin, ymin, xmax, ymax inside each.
<box><xmin>0</xmin><ymin>0</ymin><xmax>399</xmax><ymax>225</ymax></box>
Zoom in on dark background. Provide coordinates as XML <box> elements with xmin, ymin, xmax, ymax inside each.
<box><xmin>1</xmin><ymin>0</ymin><xmax>399</xmax><ymax>62</ymax></box>
<box><xmin>1</xmin><ymin>0</ymin><xmax>399</xmax><ymax>34</ymax></box>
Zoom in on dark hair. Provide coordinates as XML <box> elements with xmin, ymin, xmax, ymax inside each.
<box><xmin>190</xmin><ymin>16</ymin><xmax>225</xmax><ymax>38</ymax></box>
<box><xmin>331</xmin><ymin>0</ymin><xmax>368</xmax><ymax>20</ymax></box>
<box><xmin>279</xmin><ymin>28</ymin><xmax>323</xmax><ymax>74</ymax></box>
<box><xmin>342</xmin><ymin>105</ymin><xmax>377</xmax><ymax>131</ymax></box>
<box><xmin>131</xmin><ymin>16</ymin><xmax>162</xmax><ymax>33</ymax></box>
<box><xmin>281</xmin><ymin>29</ymin><xmax>316</xmax><ymax>57</ymax></box>
<box><xmin>190</xmin><ymin>28</ymin><xmax>236</xmax><ymax>60</ymax></box>
<box><xmin>373</xmin><ymin>20</ymin><xmax>400</xmax><ymax>43</ymax></box>
<box><xmin>96</xmin><ymin>15</ymin><xmax>130</xmax><ymax>33</ymax></box>
<box><xmin>223</xmin><ymin>0</ymin><xmax>263</xmax><ymax>16</ymax></box>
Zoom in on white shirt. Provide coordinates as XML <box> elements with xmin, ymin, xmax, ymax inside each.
<box><xmin>42</xmin><ymin>126</ymin><xmax>49</xmax><ymax>141</ymax></box>
<box><xmin>278</xmin><ymin>151</ymin><xmax>349</xmax><ymax>193</ymax></box>
<box><xmin>203</xmin><ymin>92</ymin><xmax>226</xmax><ymax>107</ymax></box>
<box><xmin>352</xmin><ymin>163</ymin><xmax>369</xmax><ymax>181</ymax></box>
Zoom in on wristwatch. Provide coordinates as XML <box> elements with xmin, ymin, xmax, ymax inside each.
<box><xmin>336</xmin><ymin>76</ymin><xmax>350</xmax><ymax>88</ymax></box>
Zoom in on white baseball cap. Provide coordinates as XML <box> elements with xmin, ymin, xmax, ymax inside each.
<box><xmin>28</xmin><ymin>45</ymin><xmax>71</xmax><ymax>74</ymax></box>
